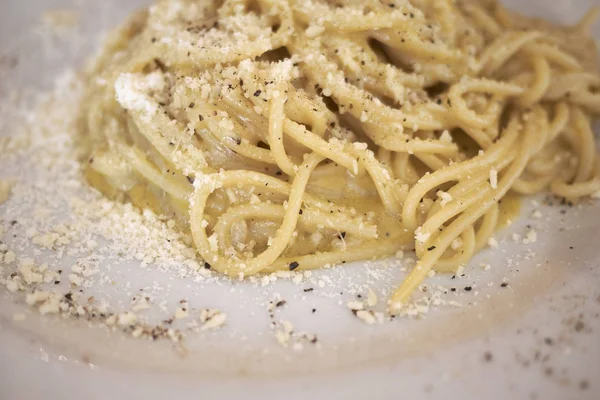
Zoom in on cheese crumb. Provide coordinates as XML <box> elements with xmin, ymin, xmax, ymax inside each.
<box><xmin>346</xmin><ymin>300</ymin><xmax>364</xmax><ymax>310</ymax></box>
<box><xmin>274</xmin><ymin>320</ymin><xmax>294</xmax><ymax>347</ymax></box>
<box><xmin>305</xmin><ymin>24</ymin><xmax>325</xmax><ymax>38</ymax></box>
<box><xmin>523</xmin><ymin>229</ymin><xmax>537</xmax><ymax>244</ymax></box>
<box><xmin>132</xmin><ymin>296</ymin><xmax>150</xmax><ymax>311</ymax></box>
<box><xmin>117</xmin><ymin>312</ymin><xmax>137</xmax><ymax>326</ymax></box>
<box><xmin>414</xmin><ymin>227</ymin><xmax>430</xmax><ymax>243</ymax></box>
<box><xmin>436</xmin><ymin>190</ymin><xmax>453</xmax><ymax>207</ymax></box>
<box><xmin>175</xmin><ymin>306</ymin><xmax>189</xmax><ymax>319</ymax></box>
<box><xmin>451</xmin><ymin>238</ymin><xmax>463</xmax><ymax>250</ymax></box>
<box><xmin>355</xmin><ymin>310</ymin><xmax>383</xmax><ymax>325</ymax></box>
<box><xmin>366</xmin><ymin>288</ymin><xmax>378</xmax><ymax>307</ymax></box>
<box><xmin>4</xmin><ymin>251</ymin><xmax>16</xmax><ymax>264</ymax></box>
<box><xmin>489</xmin><ymin>169</ymin><xmax>498</xmax><ymax>189</ymax></box>
<box><xmin>200</xmin><ymin>308</ymin><xmax>227</xmax><ymax>330</ymax></box>
<box><xmin>352</xmin><ymin>142</ymin><xmax>368</xmax><ymax>151</ymax></box>
<box><xmin>512</xmin><ymin>233</ymin><xmax>522</xmax><ymax>243</ymax></box>
<box><xmin>439</xmin><ymin>130</ymin><xmax>452</xmax><ymax>143</ymax></box>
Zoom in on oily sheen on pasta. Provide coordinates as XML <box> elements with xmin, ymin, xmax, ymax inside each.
<box><xmin>78</xmin><ymin>0</ymin><xmax>600</xmax><ymax>313</ymax></box>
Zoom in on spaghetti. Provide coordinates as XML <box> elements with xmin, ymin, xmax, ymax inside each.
<box><xmin>78</xmin><ymin>0</ymin><xmax>600</xmax><ymax>313</ymax></box>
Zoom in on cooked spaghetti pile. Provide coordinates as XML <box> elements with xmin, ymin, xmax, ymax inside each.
<box><xmin>78</xmin><ymin>0</ymin><xmax>600</xmax><ymax>311</ymax></box>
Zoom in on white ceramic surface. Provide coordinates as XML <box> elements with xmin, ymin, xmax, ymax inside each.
<box><xmin>0</xmin><ymin>1</ymin><xmax>599</xmax><ymax>399</ymax></box>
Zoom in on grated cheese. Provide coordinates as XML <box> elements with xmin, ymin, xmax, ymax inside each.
<box><xmin>414</xmin><ymin>227</ymin><xmax>430</xmax><ymax>243</ymax></box>
<box><xmin>489</xmin><ymin>169</ymin><xmax>498</xmax><ymax>189</ymax></box>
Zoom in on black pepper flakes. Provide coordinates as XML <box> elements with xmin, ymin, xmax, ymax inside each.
<box><xmin>289</xmin><ymin>261</ymin><xmax>300</xmax><ymax>271</ymax></box>
<box><xmin>204</xmin><ymin>262</ymin><xmax>212</xmax><ymax>269</ymax></box>
<box><xmin>254</xmin><ymin>90</ymin><xmax>262</xmax><ymax>97</ymax></box>
<box><xmin>464</xmin><ymin>286</ymin><xmax>472</xmax><ymax>291</ymax></box>
<box><xmin>303</xmin><ymin>288</ymin><xmax>314</xmax><ymax>292</ymax></box>
<box><xmin>427</xmin><ymin>245</ymin><xmax>436</xmax><ymax>251</ymax></box>
<box><xmin>483</xmin><ymin>352</ymin><xmax>493</xmax><ymax>362</ymax></box>
<box><xmin>501</xmin><ymin>282</ymin><xmax>509</xmax><ymax>288</ymax></box>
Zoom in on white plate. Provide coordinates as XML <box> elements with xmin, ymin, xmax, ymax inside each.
<box><xmin>1</xmin><ymin>1</ymin><xmax>599</xmax><ymax>399</ymax></box>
